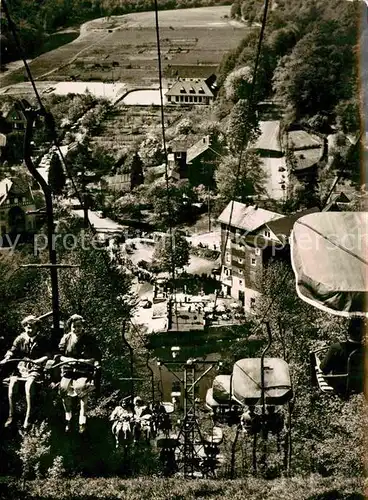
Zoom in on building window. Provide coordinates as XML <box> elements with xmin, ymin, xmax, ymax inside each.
<box><xmin>255</xmin><ymin>248</ymin><xmax>261</xmax><ymax>256</ymax></box>
<box><xmin>239</xmin><ymin>280</ymin><xmax>243</xmax><ymax>286</ymax></box>
<box><xmin>180</xmin><ymin>96</ymin><xmax>183</xmax><ymax>102</ymax></box>
<box><xmin>264</xmin><ymin>230</ymin><xmax>271</xmax><ymax>238</ymax></box>
<box><xmin>194</xmin><ymin>96</ymin><xmax>197</xmax><ymax>102</ymax></box>
<box><xmin>226</xmin><ymin>253</ymin><xmax>231</xmax><ymax>263</ymax></box>
<box><xmin>175</xmin><ymin>96</ymin><xmax>179</xmax><ymax>102</ymax></box>
<box><xmin>250</xmin><ymin>297</ymin><xmax>256</xmax><ymax>308</ymax></box>
<box><xmin>251</xmin><ymin>257</ymin><xmax>256</xmax><ymax>266</ymax></box>
<box><xmin>189</xmin><ymin>96</ymin><xmax>193</xmax><ymax>102</ymax></box>
<box><xmin>185</xmin><ymin>96</ymin><xmax>188</xmax><ymax>102</ymax></box>
<box><xmin>238</xmin><ymin>258</ymin><xmax>243</xmax><ymax>264</ymax></box>
<box><xmin>14</xmin><ymin>198</ymin><xmax>18</xmax><ymax>204</ymax></box>
<box><xmin>198</xmin><ymin>96</ymin><xmax>202</xmax><ymax>103</ymax></box>
<box><xmin>176</xmin><ymin>152</ymin><xmax>182</xmax><ymax>159</ymax></box>
<box><xmin>238</xmin><ymin>269</ymin><xmax>243</xmax><ymax>275</ymax></box>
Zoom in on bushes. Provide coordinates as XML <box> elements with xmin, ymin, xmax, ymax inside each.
<box><xmin>4</xmin><ymin>476</ymin><xmax>364</xmax><ymax>500</ymax></box>
<box><xmin>190</xmin><ymin>246</ymin><xmax>220</xmax><ymax>260</ymax></box>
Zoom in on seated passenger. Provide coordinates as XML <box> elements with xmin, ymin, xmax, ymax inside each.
<box><xmin>318</xmin><ymin>318</ymin><xmax>365</xmax><ymax>392</ymax></box>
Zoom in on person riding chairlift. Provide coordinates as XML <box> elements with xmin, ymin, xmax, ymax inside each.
<box><xmin>316</xmin><ymin>318</ymin><xmax>365</xmax><ymax>392</ymax></box>
<box><xmin>0</xmin><ymin>315</ymin><xmax>49</xmax><ymax>429</ymax></box>
<box><xmin>57</xmin><ymin>314</ymin><xmax>101</xmax><ymax>433</ymax></box>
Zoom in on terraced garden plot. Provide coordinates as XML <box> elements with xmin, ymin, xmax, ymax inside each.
<box><xmin>51</xmin><ymin>24</ymin><xmax>246</xmax><ymax>84</ymax></box>
<box><xmin>0</xmin><ymin>7</ymin><xmax>248</xmax><ymax>88</ymax></box>
<box><xmin>90</xmin><ymin>106</ymin><xmax>185</xmax><ymax>158</ymax></box>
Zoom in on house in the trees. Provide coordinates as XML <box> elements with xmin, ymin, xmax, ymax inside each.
<box><xmin>0</xmin><ymin>177</ymin><xmax>36</xmax><ymax>242</ymax></box>
<box><xmin>0</xmin><ymin>99</ymin><xmax>30</xmax><ymax>133</ymax></box>
<box><xmin>167</xmin><ymin>134</ymin><xmax>219</xmax><ymax>186</ymax></box>
<box><xmin>167</xmin><ymin>134</ymin><xmax>202</xmax><ymax>178</ymax></box>
<box><xmin>218</xmin><ymin>201</ymin><xmax>318</xmax><ymax>310</ymax></box>
<box><xmin>165</xmin><ymin>78</ymin><xmax>216</xmax><ymax>105</ymax></box>
<box><xmin>186</xmin><ymin>135</ymin><xmax>218</xmax><ymax>187</ymax></box>
<box><xmin>285</xmin><ymin>128</ymin><xmax>326</xmax><ymax>179</ymax></box>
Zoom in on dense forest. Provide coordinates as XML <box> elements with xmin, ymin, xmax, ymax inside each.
<box><xmin>0</xmin><ymin>0</ymin><xmax>230</xmax><ymax>63</ymax></box>
<box><xmin>219</xmin><ymin>0</ymin><xmax>363</xmax><ymax>132</ymax></box>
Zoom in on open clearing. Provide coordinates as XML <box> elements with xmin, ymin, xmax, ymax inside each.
<box><xmin>0</xmin><ymin>7</ymin><xmax>248</xmax><ymax>89</ymax></box>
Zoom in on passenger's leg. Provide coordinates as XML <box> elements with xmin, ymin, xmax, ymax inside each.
<box><xmin>24</xmin><ymin>377</ymin><xmax>36</xmax><ymax>429</ymax></box>
<box><xmin>5</xmin><ymin>376</ymin><xmax>18</xmax><ymax>427</ymax></box>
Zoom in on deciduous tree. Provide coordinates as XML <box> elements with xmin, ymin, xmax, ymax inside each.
<box><xmin>48</xmin><ymin>153</ymin><xmax>65</xmax><ymax>196</ymax></box>
<box><xmin>153</xmin><ymin>231</ymin><xmax>190</xmax><ymax>272</ymax></box>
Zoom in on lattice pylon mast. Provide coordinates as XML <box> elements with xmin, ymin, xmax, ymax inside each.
<box><xmin>182</xmin><ymin>361</ymin><xmax>200</xmax><ymax>477</ymax></box>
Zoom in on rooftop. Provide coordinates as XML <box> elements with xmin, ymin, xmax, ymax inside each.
<box><xmin>293</xmin><ymin>148</ymin><xmax>323</xmax><ymax>171</ymax></box>
<box><xmin>168</xmin><ymin>134</ymin><xmax>203</xmax><ymax>153</ymax></box>
<box><xmin>287</xmin><ymin>129</ymin><xmax>323</xmax><ymax>150</ymax></box>
<box><xmin>218</xmin><ymin>201</ymin><xmax>284</xmax><ymax>232</ymax></box>
<box><xmin>186</xmin><ymin>136</ymin><xmax>211</xmax><ymax>164</ymax></box>
<box><xmin>165</xmin><ymin>79</ymin><xmax>214</xmax><ymax>98</ymax></box>
<box><xmin>165</xmin><ymin>65</ymin><xmax>217</xmax><ymax>80</ymax></box>
<box><xmin>267</xmin><ymin>207</ymin><xmax>320</xmax><ymax>240</ymax></box>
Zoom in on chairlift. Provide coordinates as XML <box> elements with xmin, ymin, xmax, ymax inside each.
<box><xmin>291</xmin><ymin>212</ymin><xmax>368</xmax><ymax>398</ymax></box>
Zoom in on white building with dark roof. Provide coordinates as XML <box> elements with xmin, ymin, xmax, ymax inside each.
<box><xmin>165</xmin><ymin>78</ymin><xmax>215</xmax><ymax>105</ymax></box>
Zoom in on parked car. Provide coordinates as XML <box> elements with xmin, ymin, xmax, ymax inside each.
<box><xmin>139</xmin><ymin>299</ymin><xmax>152</xmax><ymax>309</ymax></box>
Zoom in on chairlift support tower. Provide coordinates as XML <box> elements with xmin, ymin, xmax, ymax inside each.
<box><xmin>158</xmin><ymin>350</ymin><xmax>221</xmax><ymax>478</ymax></box>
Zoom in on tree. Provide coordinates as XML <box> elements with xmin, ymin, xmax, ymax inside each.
<box><xmin>273</xmin><ymin>21</ymin><xmax>357</xmax><ymax>122</ymax></box>
<box><xmin>149</xmin><ymin>179</ymin><xmax>195</xmax><ymax>228</ymax></box>
<box><xmin>215</xmin><ymin>153</ymin><xmax>267</xmax><ymax>203</ymax></box>
<box><xmin>334</xmin><ymin>98</ymin><xmax>361</xmax><ymax>136</ymax></box>
<box><xmin>223</xmin><ymin>66</ymin><xmax>253</xmax><ymax>103</ymax></box>
<box><xmin>138</xmin><ymin>133</ymin><xmax>163</xmax><ymax>167</ymax></box>
<box><xmin>48</xmin><ymin>153</ymin><xmax>65</xmax><ymax>196</ymax></box>
<box><xmin>226</xmin><ymin>99</ymin><xmax>260</xmax><ymax>154</ymax></box>
<box><xmin>153</xmin><ymin>231</ymin><xmax>190</xmax><ymax>272</ymax></box>
<box><xmin>123</xmin><ymin>152</ymin><xmax>144</xmax><ymax>190</ymax></box>
<box><xmin>113</xmin><ymin>192</ymin><xmax>142</xmax><ymax>220</ymax></box>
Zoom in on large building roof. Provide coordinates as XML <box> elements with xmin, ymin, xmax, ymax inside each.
<box><xmin>165</xmin><ymin>79</ymin><xmax>214</xmax><ymax>97</ymax></box>
<box><xmin>267</xmin><ymin>207</ymin><xmax>320</xmax><ymax>239</ymax></box>
<box><xmin>165</xmin><ymin>65</ymin><xmax>217</xmax><ymax>80</ymax></box>
<box><xmin>218</xmin><ymin>201</ymin><xmax>284</xmax><ymax>232</ymax></box>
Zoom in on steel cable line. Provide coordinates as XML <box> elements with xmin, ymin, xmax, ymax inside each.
<box><xmin>1</xmin><ymin>0</ymin><xmax>44</xmax><ymax>109</ymax></box>
<box><xmin>153</xmin><ymin>0</ymin><xmax>181</xmax><ymax>332</ymax></box>
<box><xmin>211</xmin><ymin>0</ymin><xmax>271</xmax><ymax>319</ymax></box>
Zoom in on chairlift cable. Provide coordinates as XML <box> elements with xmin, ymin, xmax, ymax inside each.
<box><xmin>212</xmin><ymin>0</ymin><xmax>271</xmax><ymax>316</ymax></box>
<box><xmin>1</xmin><ymin>0</ymin><xmax>44</xmax><ymax>110</ymax></box>
<box><xmin>153</xmin><ymin>0</ymin><xmax>180</xmax><ymax>332</ymax></box>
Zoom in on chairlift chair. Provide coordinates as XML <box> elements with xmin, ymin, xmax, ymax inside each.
<box><xmin>291</xmin><ymin>212</ymin><xmax>368</xmax><ymax>398</ymax></box>
<box><xmin>311</xmin><ymin>347</ymin><xmax>364</xmax><ymax>397</ymax></box>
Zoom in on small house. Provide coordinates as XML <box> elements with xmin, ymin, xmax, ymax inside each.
<box><xmin>0</xmin><ymin>177</ymin><xmax>36</xmax><ymax>240</ymax></box>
